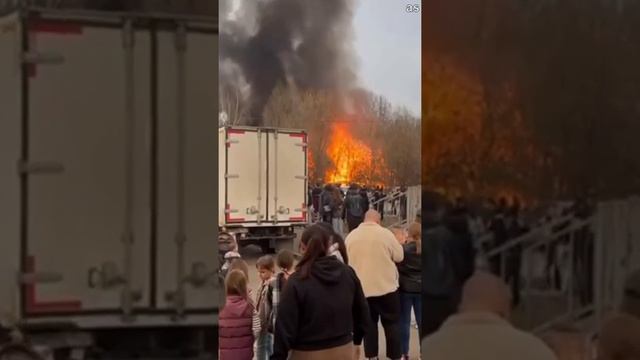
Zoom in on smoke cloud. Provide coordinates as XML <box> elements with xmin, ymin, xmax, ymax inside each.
<box><xmin>220</xmin><ymin>0</ymin><xmax>359</xmax><ymax>124</ymax></box>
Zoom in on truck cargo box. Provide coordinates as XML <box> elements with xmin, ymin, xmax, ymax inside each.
<box><xmin>218</xmin><ymin>126</ymin><xmax>308</xmax><ymax>250</ymax></box>
<box><xmin>0</xmin><ymin>5</ymin><xmax>219</xmax><ymax>330</ymax></box>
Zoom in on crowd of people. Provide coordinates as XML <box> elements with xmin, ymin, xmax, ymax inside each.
<box><xmin>308</xmin><ymin>183</ymin><xmax>409</xmax><ymax>234</ymax></box>
<box><xmin>419</xmin><ymin>192</ymin><xmax>640</xmax><ymax>360</ymax></box>
<box><xmin>433</xmin><ymin>193</ymin><xmax>597</xmax><ymax>309</ymax></box>
<box><xmin>218</xmin><ymin>187</ymin><xmax>638</xmax><ymax>360</ymax></box>
<box><xmin>218</xmin><ymin>207</ymin><xmax>421</xmax><ymax>360</ymax></box>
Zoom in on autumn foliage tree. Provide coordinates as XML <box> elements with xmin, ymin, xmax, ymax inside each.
<box><xmin>424</xmin><ymin>0</ymin><xmax>640</xmax><ymax>201</ymax></box>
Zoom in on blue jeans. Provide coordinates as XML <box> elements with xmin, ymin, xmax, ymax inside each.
<box><xmin>255</xmin><ymin>333</ymin><xmax>273</xmax><ymax>360</ymax></box>
<box><xmin>400</xmin><ymin>292</ymin><xmax>422</xmax><ymax>356</ymax></box>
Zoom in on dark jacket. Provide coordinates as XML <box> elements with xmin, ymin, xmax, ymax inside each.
<box><xmin>422</xmin><ymin>224</ymin><xmax>457</xmax><ymax>297</ymax></box>
<box><xmin>344</xmin><ymin>189</ymin><xmax>366</xmax><ymax>220</ymax></box>
<box><xmin>271</xmin><ymin>256</ymin><xmax>371</xmax><ymax>360</ymax></box>
<box><xmin>398</xmin><ymin>242</ymin><xmax>421</xmax><ymax>294</ymax></box>
<box><xmin>422</xmin><ymin>212</ymin><xmax>475</xmax><ymax>298</ymax></box>
<box><xmin>446</xmin><ymin>214</ymin><xmax>476</xmax><ymax>285</ymax></box>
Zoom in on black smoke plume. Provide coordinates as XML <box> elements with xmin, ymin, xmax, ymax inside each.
<box><xmin>220</xmin><ymin>0</ymin><xmax>358</xmax><ymax>125</ymax></box>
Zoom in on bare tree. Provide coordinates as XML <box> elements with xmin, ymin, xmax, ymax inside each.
<box><xmin>220</xmin><ymin>85</ymin><xmax>249</xmax><ymax>126</ymax></box>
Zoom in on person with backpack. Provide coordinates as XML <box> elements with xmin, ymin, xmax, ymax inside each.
<box><xmin>319</xmin><ymin>184</ymin><xmax>332</xmax><ymax>223</ymax></box>
<box><xmin>422</xmin><ymin>193</ymin><xmax>473</xmax><ymax>338</ymax></box>
<box><xmin>320</xmin><ymin>184</ymin><xmax>339</xmax><ymax>224</ymax></box>
<box><xmin>343</xmin><ymin>184</ymin><xmax>368</xmax><ymax>233</ymax></box>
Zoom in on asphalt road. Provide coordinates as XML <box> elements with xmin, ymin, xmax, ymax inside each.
<box><xmin>241</xmin><ymin>245</ymin><xmax>421</xmax><ymax>360</ymax></box>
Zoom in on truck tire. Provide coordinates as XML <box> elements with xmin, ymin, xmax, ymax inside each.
<box><xmin>274</xmin><ymin>238</ymin><xmax>294</xmax><ymax>253</ymax></box>
<box><xmin>260</xmin><ymin>243</ymin><xmax>275</xmax><ymax>255</ymax></box>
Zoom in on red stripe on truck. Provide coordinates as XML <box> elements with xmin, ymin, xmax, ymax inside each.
<box><xmin>289</xmin><ymin>203</ymin><xmax>307</xmax><ymax>221</ymax></box>
<box><xmin>225</xmin><ymin>204</ymin><xmax>246</xmax><ymax>223</ymax></box>
<box><xmin>227</xmin><ymin>129</ymin><xmax>245</xmax><ymax>147</ymax></box>
<box><xmin>26</xmin><ymin>20</ymin><xmax>82</xmax><ymax>78</ymax></box>
<box><xmin>24</xmin><ymin>256</ymin><xmax>82</xmax><ymax>314</ymax></box>
<box><xmin>29</xmin><ymin>20</ymin><xmax>83</xmax><ymax>35</ymax></box>
<box><xmin>289</xmin><ymin>133</ymin><xmax>307</xmax><ymax>152</ymax></box>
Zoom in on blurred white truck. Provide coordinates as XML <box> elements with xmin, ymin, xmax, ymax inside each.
<box><xmin>219</xmin><ymin>126</ymin><xmax>309</xmax><ymax>253</ymax></box>
<box><xmin>0</xmin><ymin>3</ymin><xmax>218</xmax><ymax>357</ymax></box>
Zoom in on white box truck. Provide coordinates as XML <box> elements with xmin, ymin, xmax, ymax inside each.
<box><xmin>219</xmin><ymin>126</ymin><xmax>309</xmax><ymax>253</ymax></box>
<box><xmin>0</xmin><ymin>3</ymin><xmax>219</xmax><ymax>357</ymax></box>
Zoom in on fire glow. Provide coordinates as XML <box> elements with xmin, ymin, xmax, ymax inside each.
<box><xmin>324</xmin><ymin>121</ymin><xmax>390</xmax><ymax>186</ymax></box>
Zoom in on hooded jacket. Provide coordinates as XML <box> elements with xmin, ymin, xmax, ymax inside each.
<box><xmin>219</xmin><ymin>295</ymin><xmax>254</xmax><ymax>360</ymax></box>
<box><xmin>271</xmin><ymin>256</ymin><xmax>371</xmax><ymax>360</ymax></box>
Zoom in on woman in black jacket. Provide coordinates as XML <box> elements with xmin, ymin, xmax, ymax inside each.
<box><xmin>272</xmin><ymin>224</ymin><xmax>370</xmax><ymax>360</ymax></box>
<box><xmin>315</xmin><ymin>222</ymin><xmax>349</xmax><ymax>264</ymax></box>
<box><xmin>397</xmin><ymin>222</ymin><xmax>422</xmax><ymax>359</ymax></box>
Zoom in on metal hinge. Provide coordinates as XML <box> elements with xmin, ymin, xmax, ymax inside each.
<box><xmin>20</xmin><ymin>271</ymin><xmax>63</xmax><ymax>285</ymax></box>
<box><xmin>225</xmin><ymin>208</ymin><xmax>239</xmax><ymax>214</ymax></box>
<box><xmin>175</xmin><ymin>23</ymin><xmax>187</xmax><ymax>51</ymax></box>
<box><xmin>18</xmin><ymin>160</ymin><xmax>64</xmax><ymax>175</ymax></box>
<box><xmin>225</xmin><ymin>174</ymin><xmax>239</xmax><ymax>179</ymax></box>
<box><xmin>122</xmin><ymin>19</ymin><xmax>134</xmax><ymax>49</ymax></box>
<box><xmin>295</xmin><ymin>175</ymin><xmax>307</xmax><ymax>180</ymax></box>
<box><xmin>23</xmin><ymin>51</ymin><xmax>64</xmax><ymax>65</ymax></box>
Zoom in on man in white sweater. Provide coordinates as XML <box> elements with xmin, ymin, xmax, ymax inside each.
<box><xmin>346</xmin><ymin>210</ymin><xmax>404</xmax><ymax>360</ymax></box>
<box><xmin>422</xmin><ymin>272</ymin><xmax>557</xmax><ymax>360</ymax></box>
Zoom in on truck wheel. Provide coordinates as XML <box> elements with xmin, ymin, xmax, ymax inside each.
<box><xmin>274</xmin><ymin>238</ymin><xmax>294</xmax><ymax>253</ymax></box>
<box><xmin>260</xmin><ymin>243</ymin><xmax>273</xmax><ymax>255</ymax></box>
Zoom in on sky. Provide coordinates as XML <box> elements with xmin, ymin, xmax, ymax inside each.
<box><xmin>353</xmin><ymin>0</ymin><xmax>422</xmax><ymax>117</ymax></box>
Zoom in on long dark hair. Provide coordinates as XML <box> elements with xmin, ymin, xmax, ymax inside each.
<box><xmin>316</xmin><ymin>222</ymin><xmax>349</xmax><ymax>264</ymax></box>
<box><xmin>297</xmin><ymin>224</ymin><xmax>332</xmax><ymax>279</ymax></box>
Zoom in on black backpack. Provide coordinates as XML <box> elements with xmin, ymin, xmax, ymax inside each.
<box><xmin>346</xmin><ymin>193</ymin><xmax>364</xmax><ymax>217</ymax></box>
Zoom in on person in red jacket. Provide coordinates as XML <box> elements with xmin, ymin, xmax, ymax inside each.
<box><xmin>219</xmin><ymin>269</ymin><xmax>256</xmax><ymax>360</ymax></box>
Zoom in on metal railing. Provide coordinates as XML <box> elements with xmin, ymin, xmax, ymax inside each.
<box><xmin>372</xmin><ymin>190</ymin><xmax>408</xmax><ymax>220</ymax></box>
<box><xmin>480</xmin><ymin>214</ymin><xmax>597</xmax><ymax>334</ymax></box>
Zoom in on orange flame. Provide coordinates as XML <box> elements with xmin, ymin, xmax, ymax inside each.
<box><xmin>324</xmin><ymin>122</ymin><xmax>389</xmax><ymax>186</ymax></box>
